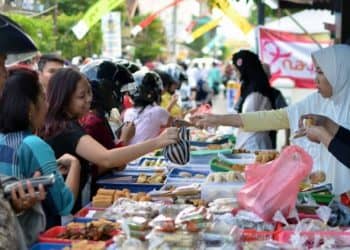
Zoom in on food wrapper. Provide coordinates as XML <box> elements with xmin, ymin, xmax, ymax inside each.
<box><xmin>147</xmin><ymin>229</ymin><xmax>201</xmax><ymax>249</ymax></box>
<box><xmin>159</xmin><ymin>204</ymin><xmax>194</xmax><ymax>219</ymax></box>
<box><xmin>104</xmin><ymin>198</ymin><xmax>160</xmax><ymax>220</ymax></box>
<box><xmin>120</xmin><ymin>219</ymin><xmax>145</xmax><ymax>250</ymax></box>
<box><xmin>175</xmin><ymin>206</ymin><xmax>211</xmax><ymax>232</ymax></box>
<box><xmin>232</xmin><ymin>210</ymin><xmax>275</xmax><ymax>231</ymax></box>
<box><xmin>126</xmin><ymin>216</ymin><xmax>150</xmax><ymax>231</ymax></box>
<box><xmin>149</xmin><ymin>215</ymin><xmax>176</xmax><ymax>233</ymax></box>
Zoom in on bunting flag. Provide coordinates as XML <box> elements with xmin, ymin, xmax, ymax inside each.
<box><xmin>186</xmin><ymin>17</ymin><xmax>222</xmax><ymax>44</ymax></box>
<box><xmin>72</xmin><ymin>0</ymin><xmax>124</xmax><ymax>40</ymax></box>
<box><xmin>131</xmin><ymin>0</ymin><xmax>183</xmax><ymax>36</ymax></box>
<box><xmin>202</xmin><ymin>34</ymin><xmax>224</xmax><ymax>54</ymax></box>
<box><xmin>212</xmin><ymin>0</ymin><xmax>253</xmax><ymax>34</ymax></box>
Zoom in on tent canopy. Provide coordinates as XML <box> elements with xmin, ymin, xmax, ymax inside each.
<box><xmin>265</xmin><ymin>9</ymin><xmax>334</xmax><ymax>34</ymax></box>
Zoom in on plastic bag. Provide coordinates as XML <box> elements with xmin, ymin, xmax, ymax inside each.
<box><xmin>237</xmin><ymin>145</ymin><xmax>313</xmax><ymax>221</ymax></box>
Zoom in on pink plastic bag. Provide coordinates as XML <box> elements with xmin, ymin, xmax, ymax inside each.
<box><xmin>237</xmin><ymin>145</ymin><xmax>313</xmax><ymax>221</ymax></box>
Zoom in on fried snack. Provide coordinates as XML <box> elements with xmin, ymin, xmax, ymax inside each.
<box><xmin>92</xmin><ymin>196</ymin><xmax>113</xmax><ymax>208</ymax></box>
<box><xmin>255</xmin><ymin>151</ymin><xmax>279</xmax><ymax>163</ymax></box>
<box><xmin>60</xmin><ymin>219</ymin><xmax>119</xmax><ymax>242</ymax></box>
<box><xmin>136</xmin><ymin>173</ymin><xmax>165</xmax><ymax>184</ymax></box>
<box><xmin>309</xmin><ymin>170</ymin><xmax>326</xmax><ymax>184</ymax></box>
<box><xmin>231</xmin><ymin>164</ymin><xmax>245</xmax><ymax>172</ymax></box>
<box><xmin>136</xmin><ymin>174</ymin><xmax>148</xmax><ymax>183</ymax></box>
<box><xmin>232</xmin><ymin>148</ymin><xmax>250</xmax><ymax>154</ymax></box>
<box><xmin>64</xmin><ymin>241</ymin><xmax>105</xmax><ymax>250</ymax></box>
<box><xmin>207</xmin><ymin>144</ymin><xmax>222</xmax><ymax>150</ymax></box>
<box><xmin>97</xmin><ymin>189</ymin><xmax>115</xmax><ymax>196</ymax></box>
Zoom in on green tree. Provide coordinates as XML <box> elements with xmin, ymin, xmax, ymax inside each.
<box><xmin>8</xmin><ymin>13</ymin><xmax>102</xmax><ymax>59</ymax></box>
<box><xmin>132</xmin><ymin>15</ymin><xmax>167</xmax><ymax>63</ymax></box>
<box><xmin>9</xmin><ymin>14</ymin><xmax>56</xmax><ymax>53</ymax></box>
<box><xmin>57</xmin><ymin>0</ymin><xmax>126</xmax><ymax>16</ymax></box>
<box><xmin>58</xmin><ymin>0</ymin><xmax>96</xmax><ymax>16</ymax></box>
<box><xmin>56</xmin><ymin>14</ymin><xmax>102</xmax><ymax>59</ymax></box>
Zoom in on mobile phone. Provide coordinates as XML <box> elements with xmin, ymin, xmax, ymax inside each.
<box><xmin>2</xmin><ymin>174</ymin><xmax>55</xmax><ymax>196</ymax></box>
<box><xmin>114</xmin><ymin>122</ymin><xmax>126</xmax><ymax>137</ymax></box>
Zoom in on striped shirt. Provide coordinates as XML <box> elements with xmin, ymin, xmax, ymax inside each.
<box><xmin>0</xmin><ymin>131</ymin><xmax>74</xmax><ymax>216</ymax></box>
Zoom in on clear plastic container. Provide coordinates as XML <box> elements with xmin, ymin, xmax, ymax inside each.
<box><xmin>201</xmin><ymin>182</ymin><xmax>244</xmax><ymax>202</ymax></box>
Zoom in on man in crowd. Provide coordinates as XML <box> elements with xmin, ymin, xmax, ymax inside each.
<box><xmin>38</xmin><ymin>54</ymin><xmax>64</xmax><ymax>91</ymax></box>
<box><xmin>0</xmin><ymin>54</ymin><xmax>8</xmax><ymax>92</ymax></box>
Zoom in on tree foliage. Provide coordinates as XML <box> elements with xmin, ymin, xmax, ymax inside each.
<box><xmin>58</xmin><ymin>0</ymin><xmax>97</xmax><ymax>16</ymax></box>
<box><xmin>9</xmin><ymin>13</ymin><xmax>102</xmax><ymax>59</ymax></box>
<box><xmin>55</xmin><ymin>14</ymin><xmax>102</xmax><ymax>59</ymax></box>
<box><xmin>132</xmin><ymin>15</ymin><xmax>167</xmax><ymax>63</ymax></box>
<box><xmin>9</xmin><ymin>13</ymin><xmax>55</xmax><ymax>53</ymax></box>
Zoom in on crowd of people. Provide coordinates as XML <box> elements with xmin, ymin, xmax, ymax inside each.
<box><xmin>1</xmin><ymin>14</ymin><xmax>350</xmax><ymax>249</ymax></box>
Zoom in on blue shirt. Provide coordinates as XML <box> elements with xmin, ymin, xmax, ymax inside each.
<box><xmin>0</xmin><ymin>131</ymin><xmax>74</xmax><ymax>216</ymax></box>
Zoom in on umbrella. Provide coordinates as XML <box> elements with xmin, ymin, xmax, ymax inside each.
<box><xmin>0</xmin><ymin>14</ymin><xmax>37</xmax><ymax>54</ymax></box>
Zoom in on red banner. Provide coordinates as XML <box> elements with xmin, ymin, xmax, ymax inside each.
<box><xmin>258</xmin><ymin>27</ymin><xmax>331</xmax><ymax>88</ymax></box>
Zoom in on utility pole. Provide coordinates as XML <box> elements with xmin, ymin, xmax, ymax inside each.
<box><xmin>52</xmin><ymin>0</ymin><xmax>58</xmax><ymax>50</ymax></box>
<box><xmin>257</xmin><ymin>0</ymin><xmax>265</xmax><ymax>25</ymax></box>
<box><xmin>172</xmin><ymin>2</ymin><xmax>178</xmax><ymax>61</ymax></box>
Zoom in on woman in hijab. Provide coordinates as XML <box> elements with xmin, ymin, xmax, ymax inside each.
<box><xmin>191</xmin><ymin>44</ymin><xmax>350</xmax><ymax>194</ymax></box>
<box><xmin>231</xmin><ymin>50</ymin><xmax>275</xmax><ymax>150</ymax></box>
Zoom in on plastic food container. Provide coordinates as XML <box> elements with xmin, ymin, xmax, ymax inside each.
<box><xmin>190</xmin><ymin>148</ymin><xmax>232</xmax><ymax>165</ymax></box>
<box><xmin>190</xmin><ymin>136</ymin><xmax>229</xmax><ymax>147</ymax></box>
<box><xmin>166</xmin><ymin>168</ymin><xmax>209</xmax><ymax>183</ymax></box>
<box><xmin>30</xmin><ymin>243</ymin><xmax>69</xmax><ymax>250</ymax></box>
<box><xmin>73</xmin><ymin>207</ymin><xmax>106</xmax><ymax>223</ymax></box>
<box><xmin>96</xmin><ymin>173</ymin><xmax>165</xmax><ymax>192</ymax></box>
<box><xmin>242</xmin><ymin>229</ymin><xmax>276</xmax><ymax>242</ymax></box>
<box><xmin>126</xmin><ymin>156</ymin><xmax>168</xmax><ymax>170</ymax></box>
<box><xmin>201</xmin><ymin>182</ymin><xmax>244</xmax><ymax>202</ymax></box>
<box><xmin>275</xmin><ymin>230</ymin><xmax>350</xmax><ymax>246</ymax></box>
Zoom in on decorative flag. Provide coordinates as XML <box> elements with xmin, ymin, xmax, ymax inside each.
<box><xmin>131</xmin><ymin>0</ymin><xmax>183</xmax><ymax>36</ymax></box>
<box><xmin>72</xmin><ymin>0</ymin><xmax>124</xmax><ymax>40</ymax></box>
<box><xmin>186</xmin><ymin>17</ymin><xmax>222</xmax><ymax>43</ymax></box>
<box><xmin>212</xmin><ymin>0</ymin><xmax>253</xmax><ymax>34</ymax></box>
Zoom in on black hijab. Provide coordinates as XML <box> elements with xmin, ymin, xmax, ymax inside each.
<box><xmin>232</xmin><ymin>50</ymin><xmax>274</xmax><ymax>113</ymax></box>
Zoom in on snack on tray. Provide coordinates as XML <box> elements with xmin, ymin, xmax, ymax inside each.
<box><xmin>93</xmin><ymin>188</ymin><xmax>151</xmax><ymax>207</ymax></box>
<box><xmin>207</xmin><ymin>144</ymin><xmax>222</xmax><ymax>150</ymax></box>
<box><xmin>63</xmin><ymin>240</ymin><xmax>105</xmax><ymax>250</ymax></box>
<box><xmin>177</xmin><ymin>171</ymin><xmax>206</xmax><ymax>179</ymax></box>
<box><xmin>206</xmin><ymin>172</ymin><xmax>245</xmax><ymax>183</ymax></box>
<box><xmin>97</xmin><ymin>189</ymin><xmax>115</xmax><ymax>196</ymax></box>
<box><xmin>178</xmin><ymin>171</ymin><xmax>192</xmax><ymax>178</ymax></box>
<box><xmin>309</xmin><ymin>170</ymin><xmax>326</xmax><ymax>184</ymax></box>
<box><xmin>254</xmin><ymin>150</ymin><xmax>279</xmax><ymax>164</ymax></box>
<box><xmin>136</xmin><ymin>173</ymin><xmax>165</xmax><ymax>184</ymax></box>
<box><xmin>232</xmin><ymin>149</ymin><xmax>250</xmax><ymax>154</ymax></box>
<box><xmin>59</xmin><ymin>219</ymin><xmax>119</xmax><ymax>241</ymax></box>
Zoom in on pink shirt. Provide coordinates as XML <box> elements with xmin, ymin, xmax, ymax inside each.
<box><xmin>123</xmin><ymin>105</ymin><xmax>170</xmax><ymax>145</ymax></box>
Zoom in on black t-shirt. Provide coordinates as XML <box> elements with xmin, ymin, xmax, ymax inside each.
<box><xmin>329</xmin><ymin>126</ymin><xmax>350</xmax><ymax>169</ymax></box>
<box><xmin>269</xmin><ymin>88</ymin><xmax>288</xmax><ymax>148</ymax></box>
<box><xmin>45</xmin><ymin>121</ymin><xmax>90</xmax><ymax>214</ymax></box>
